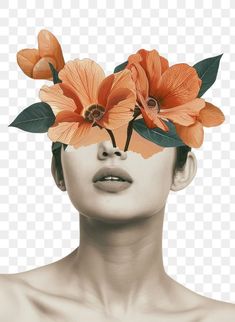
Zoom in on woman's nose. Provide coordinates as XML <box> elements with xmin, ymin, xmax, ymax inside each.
<box><xmin>97</xmin><ymin>141</ymin><xmax>127</xmax><ymax>160</ymax></box>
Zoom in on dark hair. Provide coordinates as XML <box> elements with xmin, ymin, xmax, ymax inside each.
<box><xmin>174</xmin><ymin>145</ymin><xmax>191</xmax><ymax>174</ymax></box>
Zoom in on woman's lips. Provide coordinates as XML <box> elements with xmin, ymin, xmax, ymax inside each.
<box><xmin>93</xmin><ymin>180</ymin><xmax>132</xmax><ymax>193</ymax></box>
<box><xmin>92</xmin><ymin>167</ymin><xmax>133</xmax><ymax>193</ymax></box>
<box><xmin>92</xmin><ymin>166</ymin><xmax>133</xmax><ymax>184</ymax></box>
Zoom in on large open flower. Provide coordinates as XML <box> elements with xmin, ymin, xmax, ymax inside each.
<box><xmin>125</xmin><ymin>49</ymin><xmax>206</xmax><ymax>132</ymax></box>
<box><xmin>17</xmin><ymin>29</ymin><xmax>65</xmax><ymax>80</ymax></box>
<box><xmin>39</xmin><ymin>58</ymin><xmax>136</xmax><ymax>148</ymax></box>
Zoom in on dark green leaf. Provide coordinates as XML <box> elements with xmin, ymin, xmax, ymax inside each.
<box><xmin>48</xmin><ymin>62</ymin><xmax>62</xmax><ymax>84</ymax></box>
<box><xmin>114</xmin><ymin>61</ymin><xmax>128</xmax><ymax>73</ymax></box>
<box><xmin>193</xmin><ymin>54</ymin><xmax>223</xmax><ymax>97</ymax></box>
<box><xmin>132</xmin><ymin>118</ymin><xmax>186</xmax><ymax>147</ymax></box>
<box><xmin>8</xmin><ymin>102</ymin><xmax>55</xmax><ymax>133</ymax></box>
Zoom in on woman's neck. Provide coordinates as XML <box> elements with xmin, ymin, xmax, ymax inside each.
<box><xmin>65</xmin><ymin>205</ymin><xmax>174</xmax><ymax>317</ymax></box>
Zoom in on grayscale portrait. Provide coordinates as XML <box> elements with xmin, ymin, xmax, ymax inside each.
<box><xmin>1</xmin><ymin>3</ymin><xmax>235</xmax><ymax>322</ymax></box>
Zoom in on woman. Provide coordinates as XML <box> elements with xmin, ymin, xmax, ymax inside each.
<box><xmin>2</xmin><ymin>29</ymin><xmax>235</xmax><ymax>321</ymax></box>
<box><xmin>0</xmin><ymin>142</ymin><xmax>235</xmax><ymax>321</ymax></box>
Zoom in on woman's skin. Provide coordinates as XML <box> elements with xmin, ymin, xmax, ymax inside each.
<box><xmin>0</xmin><ymin>140</ymin><xmax>235</xmax><ymax>322</ymax></box>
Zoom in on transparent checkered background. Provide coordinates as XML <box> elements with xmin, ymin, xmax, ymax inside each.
<box><xmin>0</xmin><ymin>0</ymin><xmax>235</xmax><ymax>303</ymax></box>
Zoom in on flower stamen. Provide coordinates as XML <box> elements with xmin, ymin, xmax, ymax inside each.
<box><xmin>146</xmin><ymin>96</ymin><xmax>160</xmax><ymax>112</ymax></box>
<box><xmin>84</xmin><ymin>104</ymin><xmax>105</xmax><ymax>122</ymax></box>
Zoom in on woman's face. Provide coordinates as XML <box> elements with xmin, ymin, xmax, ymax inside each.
<box><xmin>60</xmin><ymin>140</ymin><xmax>177</xmax><ymax>223</ymax></box>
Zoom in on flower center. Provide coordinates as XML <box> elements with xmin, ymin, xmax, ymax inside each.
<box><xmin>84</xmin><ymin>104</ymin><xmax>105</xmax><ymax>122</ymax></box>
<box><xmin>146</xmin><ymin>96</ymin><xmax>160</xmax><ymax>112</ymax></box>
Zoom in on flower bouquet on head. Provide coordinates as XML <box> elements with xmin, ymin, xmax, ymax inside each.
<box><xmin>9</xmin><ymin>29</ymin><xmax>225</xmax><ymax>183</ymax></box>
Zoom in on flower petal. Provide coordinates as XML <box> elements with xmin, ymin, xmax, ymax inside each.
<box><xmin>48</xmin><ymin>121</ymin><xmax>90</xmax><ymax>145</ymax></box>
<box><xmin>197</xmin><ymin>101</ymin><xmax>225</xmax><ymax>127</ymax></box>
<box><xmin>96</xmin><ymin>69</ymin><xmax>136</xmax><ymax>130</ymax></box>
<box><xmin>112</xmin><ymin>121</ymin><xmax>164</xmax><ymax>159</ymax></box>
<box><xmin>112</xmin><ymin>69</ymin><xmax>136</xmax><ymax>94</ymax></box>
<box><xmin>157</xmin><ymin>63</ymin><xmax>202</xmax><ymax>108</ymax></box>
<box><xmin>126</xmin><ymin>61</ymin><xmax>149</xmax><ymax>100</ymax></box>
<box><xmin>58</xmin><ymin>83</ymin><xmax>84</xmax><ymax>114</ymax></box>
<box><xmin>98</xmin><ymin>69</ymin><xmax>136</xmax><ymax>108</ymax></box>
<box><xmin>138</xmin><ymin>94</ymin><xmax>169</xmax><ymax>131</ymax></box>
<box><xmin>55</xmin><ymin>110</ymin><xmax>85</xmax><ymax>123</ymax></box>
<box><xmin>97</xmin><ymin>74</ymin><xmax>115</xmax><ymax>107</ymax></box>
<box><xmin>98</xmin><ymin>87</ymin><xmax>136</xmax><ymax>129</ymax></box>
<box><xmin>33</xmin><ymin>56</ymin><xmax>57</xmax><ymax>79</ymax></box>
<box><xmin>127</xmin><ymin>52</ymin><xmax>142</xmax><ymax>64</ymax></box>
<box><xmin>37</xmin><ymin>29</ymin><xmax>65</xmax><ymax>71</ymax></box>
<box><xmin>16</xmin><ymin>48</ymin><xmax>40</xmax><ymax>78</ymax></box>
<box><xmin>136</xmin><ymin>49</ymin><xmax>163</xmax><ymax>97</ymax></box>
<box><xmin>39</xmin><ymin>84</ymin><xmax>77</xmax><ymax>116</ymax></box>
<box><xmin>160</xmin><ymin>55</ymin><xmax>169</xmax><ymax>74</ymax></box>
<box><xmin>58</xmin><ymin>58</ymin><xmax>105</xmax><ymax>107</ymax></box>
<box><xmin>158</xmin><ymin>98</ymin><xmax>205</xmax><ymax>126</ymax></box>
<box><xmin>70</xmin><ymin>124</ymin><xmax>110</xmax><ymax>148</ymax></box>
<box><xmin>175</xmin><ymin>121</ymin><xmax>204</xmax><ymax>148</ymax></box>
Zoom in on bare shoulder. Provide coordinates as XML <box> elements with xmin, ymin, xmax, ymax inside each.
<box><xmin>0</xmin><ymin>273</ymin><xmax>22</xmax><ymax>301</ymax></box>
<box><xmin>170</xmin><ymin>277</ymin><xmax>235</xmax><ymax>322</ymax></box>
<box><xmin>202</xmin><ymin>298</ymin><xmax>235</xmax><ymax>322</ymax></box>
<box><xmin>0</xmin><ymin>274</ymin><xmax>27</xmax><ymax>321</ymax></box>
<box><xmin>192</xmin><ymin>288</ymin><xmax>235</xmax><ymax>322</ymax></box>
<box><xmin>0</xmin><ymin>271</ymin><xmax>59</xmax><ymax>322</ymax></box>
<box><xmin>191</xmin><ymin>290</ymin><xmax>235</xmax><ymax>322</ymax></box>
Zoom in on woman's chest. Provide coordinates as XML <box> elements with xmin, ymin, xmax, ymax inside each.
<box><xmin>18</xmin><ymin>293</ymin><xmax>208</xmax><ymax>322</ymax></box>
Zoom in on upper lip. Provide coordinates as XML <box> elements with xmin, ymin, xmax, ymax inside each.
<box><xmin>92</xmin><ymin>167</ymin><xmax>133</xmax><ymax>183</ymax></box>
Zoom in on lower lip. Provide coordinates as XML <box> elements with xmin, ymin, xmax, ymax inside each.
<box><xmin>93</xmin><ymin>180</ymin><xmax>132</xmax><ymax>193</ymax></box>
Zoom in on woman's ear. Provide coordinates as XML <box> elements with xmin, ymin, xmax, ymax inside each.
<box><xmin>51</xmin><ymin>155</ymin><xmax>66</xmax><ymax>191</ymax></box>
<box><xmin>170</xmin><ymin>151</ymin><xmax>197</xmax><ymax>192</ymax></box>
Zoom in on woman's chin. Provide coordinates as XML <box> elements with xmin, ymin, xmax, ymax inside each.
<box><xmin>80</xmin><ymin>208</ymin><xmax>144</xmax><ymax>224</ymax></box>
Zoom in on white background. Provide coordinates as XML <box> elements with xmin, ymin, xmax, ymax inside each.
<box><xmin>0</xmin><ymin>0</ymin><xmax>234</xmax><ymax>303</ymax></box>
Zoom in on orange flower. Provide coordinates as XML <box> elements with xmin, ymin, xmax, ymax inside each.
<box><xmin>174</xmin><ymin>102</ymin><xmax>225</xmax><ymax>147</ymax></box>
<box><xmin>16</xmin><ymin>29</ymin><xmax>65</xmax><ymax>80</ymax></box>
<box><xmin>39</xmin><ymin>58</ymin><xmax>136</xmax><ymax>148</ymax></box>
<box><xmin>125</xmin><ymin>49</ymin><xmax>206</xmax><ymax>132</ymax></box>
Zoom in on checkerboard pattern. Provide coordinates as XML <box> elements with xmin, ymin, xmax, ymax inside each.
<box><xmin>0</xmin><ymin>0</ymin><xmax>235</xmax><ymax>303</ymax></box>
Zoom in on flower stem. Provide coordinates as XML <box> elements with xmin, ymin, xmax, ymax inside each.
<box><xmin>93</xmin><ymin>122</ymin><xmax>116</xmax><ymax>148</ymax></box>
<box><xmin>124</xmin><ymin>121</ymin><xmax>134</xmax><ymax>152</ymax></box>
<box><xmin>92</xmin><ymin>122</ymin><xmax>102</xmax><ymax>129</ymax></box>
<box><xmin>105</xmin><ymin>128</ymin><xmax>117</xmax><ymax>148</ymax></box>
<box><xmin>124</xmin><ymin>109</ymin><xmax>141</xmax><ymax>152</ymax></box>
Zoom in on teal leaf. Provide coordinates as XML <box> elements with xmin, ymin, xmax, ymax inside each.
<box><xmin>132</xmin><ymin>118</ymin><xmax>186</xmax><ymax>147</ymax></box>
<box><xmin>48</xmin><ymin>62</ymin><xmax>62</xmax><ymax>84</ymax></box>
<box><xmin>8</xmin><ymin>102</ymin><xmax>55</xmax><ymax>133</ymax></box>
<box><xmin>114</xmin><ymin>61</ymin><xmax>128</xmax><ymax>73</ymax></box>
<box><xmin>193</xmin><ymin>54</ymin><xmax>223</xmax><ymax>97</ymax></box>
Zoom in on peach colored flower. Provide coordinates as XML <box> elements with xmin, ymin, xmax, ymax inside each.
<box><xmin>174</xmin><ymin>102</ymin><xmax>225</xmax><ymax>148</ymax></box>
<box><xmin>16</xmin><ymin>29</ymin><xmax>65</xmax><ymax>80</ymax></box>
<box><xmin>125</xmin><ymin>49</ymin><xmax>206</xmax><ymax>132</ymax></box>
<box><xmin>39</xmin><ymin>58</ymin><xmax>136</xmax><ymax>148</ymax></box>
